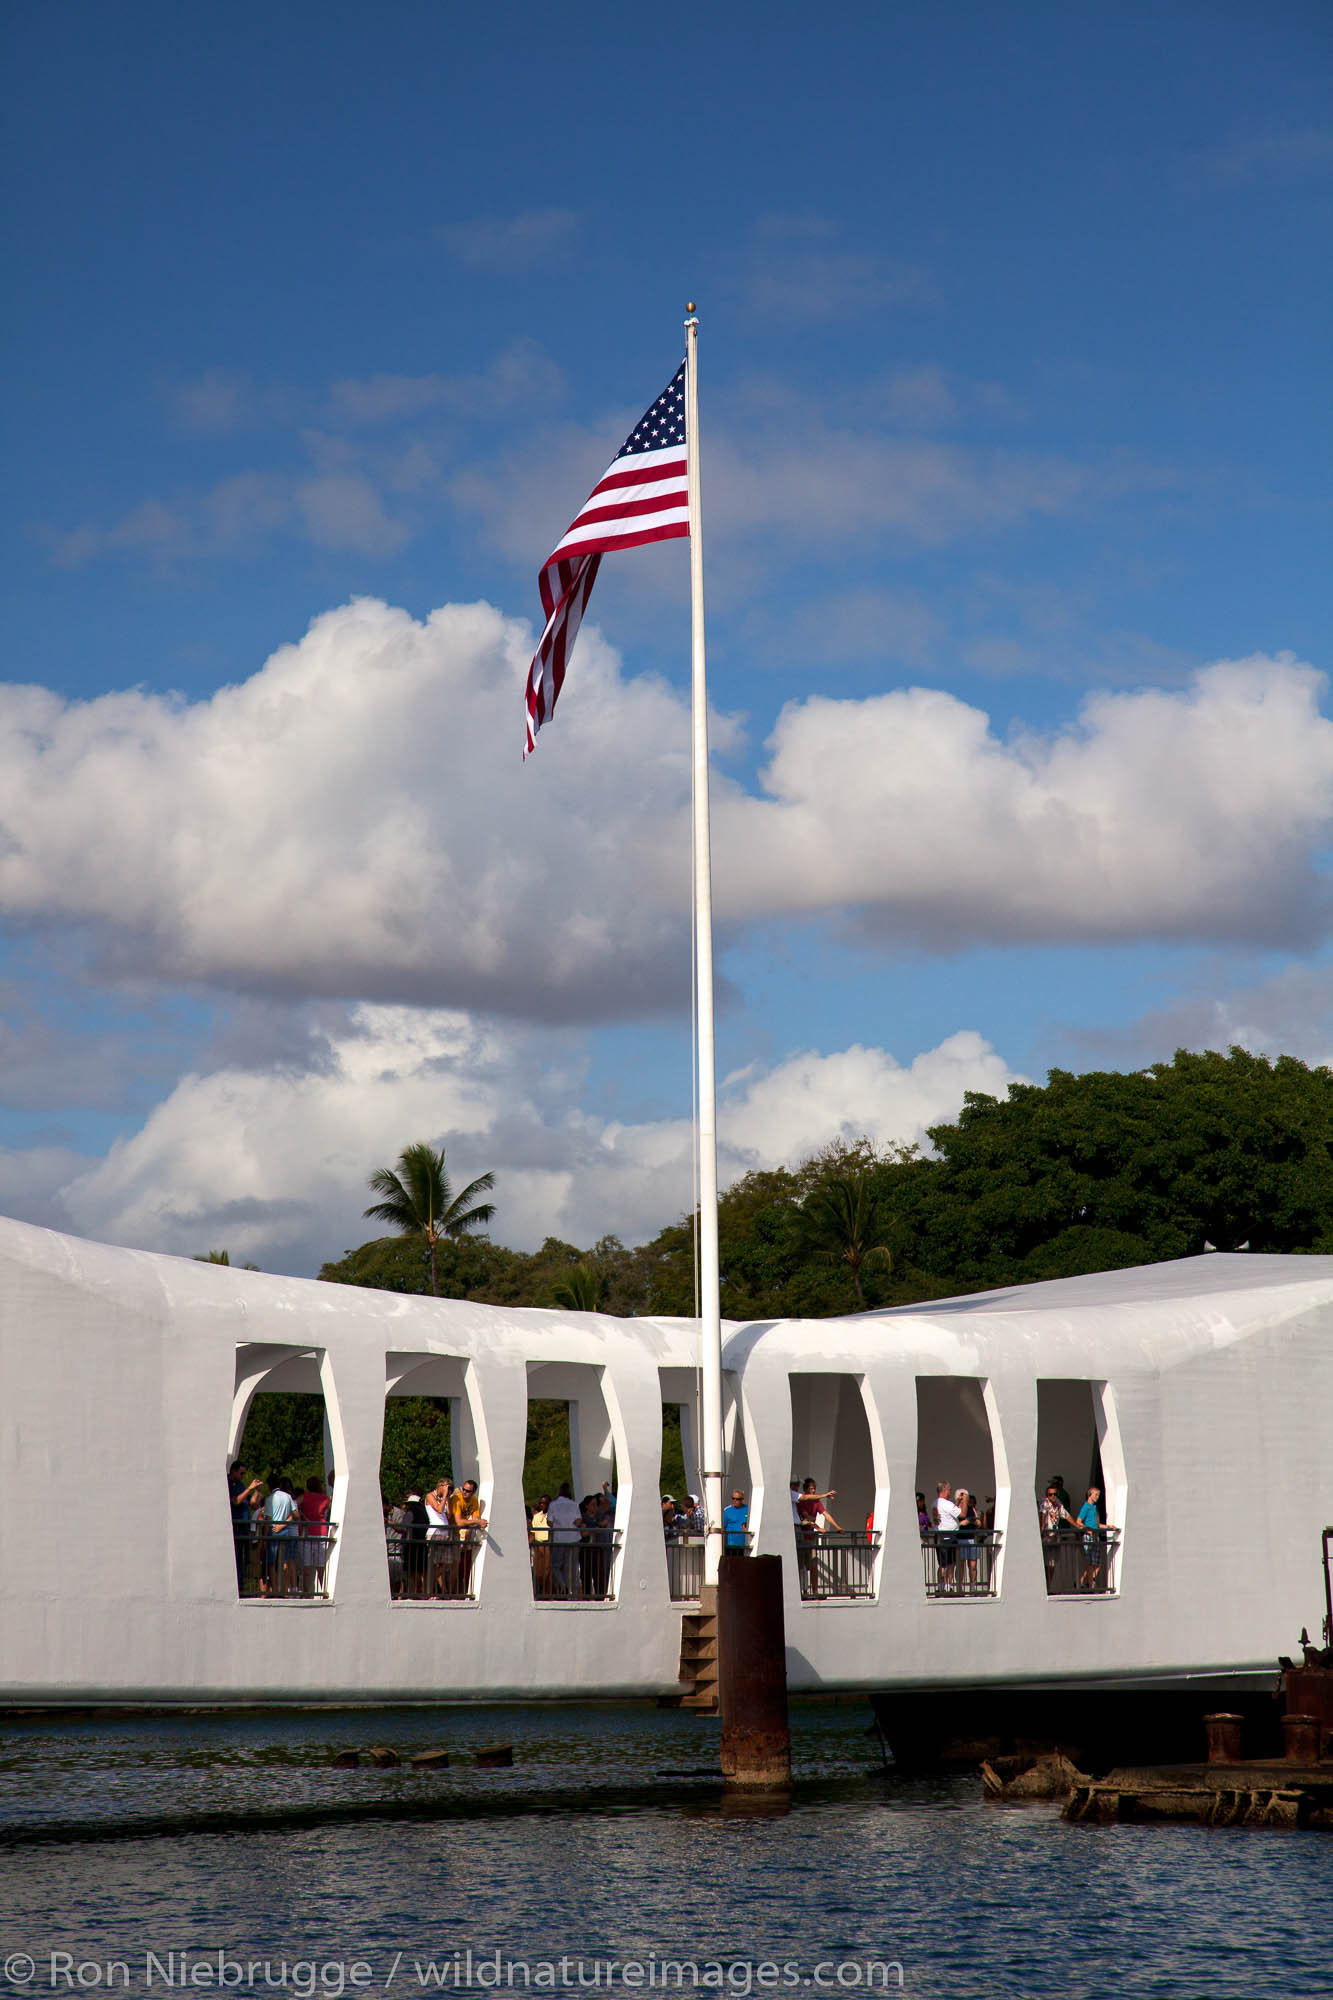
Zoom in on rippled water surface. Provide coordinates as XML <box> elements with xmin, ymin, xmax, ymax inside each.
<box><xmin>0</xmin><ymin>1704</ymin><xmax>1327</xmax><ymax>2000</ymax></box>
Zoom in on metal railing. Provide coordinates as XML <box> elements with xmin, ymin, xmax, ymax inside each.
<box><xmin>666</xmin><ymin>1534</ymin><xmax>705</xmax><ymax>1600</ymax></box>
<box><xmin>665</xmin><ymin>1531</ymin><xmax>753</xmax><ymax>1599</ymax></box>
<box><xmin>233</xmin><ymin>1515</ymin><xmax>1129</xmax><ymax>1606</ymax></box>
<box><xmin>234</xmin><ymin>1522</ymin><xmax>337</xmax><ymax>1599</ymax></box>
<box><xmin>387</xmin><ymin>1525</ymin><xmax>485</xmax><ymax>1601</ymax></box>
<box><xmin>1043</xmin><ymin>1525</ymin><xmax>1120</xmax><ymax>1596</ymax></box>
<box><xmin>529</xmin><ymin>1527</ymin><xmax>621</xmax><ymax>1601</ymax></box>
<box><xmin>795</xmin><ymin>1529</ymin><xmax>879</xmax><ymax>1600</ymax></box>
<box><xmin>921</xmin><ymin>1527</ymin><xmax>1002</xmax><ymax>1599</ymax></box>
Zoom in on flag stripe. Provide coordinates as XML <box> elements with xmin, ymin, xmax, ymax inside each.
<box><xmin>565</xmin><ymin>481</ymin><xmax>687</xmax><ymax>526</ymax></box>
<box><xmin>558</xmin><ymin>519</ymin><xmax>689</xmax><ymax>559</ymax></box>
<box><xmin>552</xmin><ymin>497</ymin><xmax>690</xmax><ymax>547</ymax></box>
<box><xmin>588</xmin><ymin>446</ymin><xmax>688</xmax><ymax>488</ymax></box>
<box><xmin>567</xmin><ymin>479</ymin><xmax>687</xmax><ymax>519</ymax></box>
<box><xmin>546</xmin><ymin>466</ymin><xmax>688</xmax><ymax>552</ymax></box>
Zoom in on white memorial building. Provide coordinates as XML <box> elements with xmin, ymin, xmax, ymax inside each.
<box><xmin>1</xmin><ymin>1214</ymin><xmax>1329</xmax><ymax>1712</ymax></box>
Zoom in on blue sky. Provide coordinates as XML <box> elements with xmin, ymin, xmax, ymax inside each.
<box><xmin>2</xmin><ymin>2</ymin><xmax>1330</xmax><ymax>1272</ymax></box>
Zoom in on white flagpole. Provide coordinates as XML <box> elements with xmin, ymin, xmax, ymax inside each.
<box><xmin>684</xmin><ymin>304</ymin><xmax>726</xmax><ymax>1590</ymax></box>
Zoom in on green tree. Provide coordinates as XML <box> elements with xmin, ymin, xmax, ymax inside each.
<box><xmin>363</xmin><ymin>1142</ymin><xmax>496</xmax><ymax>1296</ymax></box>
<box><xmin>235</xmin><ymin>1393</ymin><xmax>326</xmax><ymax>1489</ymax></box>
<box><xmin>551</xmin><ymin>1261</ymin><xmax>608</xmax><ymax>1311</ymax></box>
<box><xmin>380</xmin><ymin>1397</ymin><xmax>453</xmax><ymax>1503</ymax></box>
<box><xmin>523</xmin><ymin>1399</ymin><xmax>574</xmax><ymax>1502</ymax></box>
<box><xmin>796</xmin><ymin>1169</ymin><xmax>895</xmax><ymax>1307</ymax></box>
<box><xmin>658</xmin><ymin>1404</ymin><xmax>688</xmax><ymax>1502</ymax></box>
<box><xmin>909</xmin><ymin>1047</ymin><xmax>1333</xmax><ymax>1291</ymax></box>
<box><xmin>638</xmin><ymin>1147</ymin><xmax>922</xmax><ymax>1320</ymax></box>
<box><xmin>319</xmin><ymin>1235</ymin><xmax>436</xmax><ymax>1294</ymax></box>
<box><xmin>318</xmin><ymin>1046</ymin><xmax>1333</xmax><ymax>1325</ymax></box>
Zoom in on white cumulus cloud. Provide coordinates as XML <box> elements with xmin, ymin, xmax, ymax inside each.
<box><xmin>715</xmin><ymin>654</ymin><xmax>1333</xmax><ymax>947</ymax></box>
<box><xmin>0</xmin><ymin>604</ymin><xmax>1330</xmax><ymax>1032</ymax></box>
<box><xmin>58</xmin><ymin>1006</ymin><xmax>1021</xmax><ymax>1273</ymax></box>
<box><xmin>0</xmin><ymin>598</ymin><xmax>703</xmax><ymax>1020</ymax></box>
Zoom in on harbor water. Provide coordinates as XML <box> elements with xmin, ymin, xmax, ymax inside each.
<box><xmin>0</xmin><ymin>1703</ymin><xmax>1327</xmax><ymax>2000</ymax></box>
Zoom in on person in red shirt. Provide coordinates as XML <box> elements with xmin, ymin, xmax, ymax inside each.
<box><xmin>796</xmin><ymin>1477</ymin><xmax>840</xmax><ymax>1531</ymax></box>
<box><xmin>297</xmin><ymin>1476</ymin><xmax>331</xmax><ymax>1597</ymax></box>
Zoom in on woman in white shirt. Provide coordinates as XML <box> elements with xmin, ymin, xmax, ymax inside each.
<box><xmin>425</xmin><ymin>1478</ymin><xmax>455</xmax><ymax>1597</ymax></box>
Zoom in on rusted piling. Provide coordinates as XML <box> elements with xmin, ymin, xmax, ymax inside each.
<box><xmin>1282</xmin><ymin>1714</ymin><xmax>1322</xmax><ymax>1764</ymax></box>
<box><xmin>1204</xmin><ymin>1713</ymin><xmax>1245</xmax><ymax>1762</ymax></box>
<box><xmin>717</xmin><ymin>1552</ymin><xmax>791</xmax><ymax>1791</ymax></box>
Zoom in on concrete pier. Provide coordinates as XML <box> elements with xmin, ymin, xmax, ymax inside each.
<box><xmin>1065</xmin><ymin>1760</ymin><xmax>1333</xmax><ymax>1828</ymax></box>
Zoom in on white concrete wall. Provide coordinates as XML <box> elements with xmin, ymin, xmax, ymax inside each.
<box><xmin>2</xmin><ymin>1216</ymin><xmax>1331</xmax><ymax>1705</ymax></box>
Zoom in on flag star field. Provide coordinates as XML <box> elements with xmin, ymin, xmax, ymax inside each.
<box><xmin>621</xmin><ymin>372</ymin><xmax>687</xmax><ymax>455</ymax></box>
<box><xmin>0</xmin><ymin>1</ymin><xmax>1330</xmax><ymax>1274</ymax></box>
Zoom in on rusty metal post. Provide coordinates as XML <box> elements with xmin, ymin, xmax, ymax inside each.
<box><xmin>1203</xmin><ymin>1712</ymin><xmax>1244</xmax><ymax>1763</ymax></box>
<box><xmin>718</xmin><ymin>1553</ymin><xmax>791</xmax><ymax>1790</ymax></box>
<box><xmin>1281</xmin><ymin>1713</ymin><xmax>1322</xmax><ymax>1764</ymax></box>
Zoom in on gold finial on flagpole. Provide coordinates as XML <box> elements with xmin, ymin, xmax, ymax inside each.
<box><xmin>686</xmin><ymin>300</ymin><xmax>696</xmax><ymax>314</ymax></box>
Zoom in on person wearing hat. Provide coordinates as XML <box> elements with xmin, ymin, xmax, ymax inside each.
<box><xmin>660</xmin><ymin>1493</ymin><xmax>680</xmax><ymax>1542</ymax></box>
<box><xmin>685</xmin><ymin>1492</ymin><xmax>705</xmax><ymax>1534</ymax></box>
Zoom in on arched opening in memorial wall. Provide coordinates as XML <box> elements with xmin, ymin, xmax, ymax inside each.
<box><xmin>789</xmin><ymin>1373</ymin><xmax>880</xmax><ymax>1599</ymax></box>
<box><xmin>914</xmin><ymin>1376</ymin><xmax>1004</xmax><ymax>1598</ymax></box>
<box><xmin>524</xmin><ymin>1361</ymin><xmax>622</xmax><ymax>1603</ymax></box>
<box><xmin>383</xmin><ymin>1352</ymin><xmax>483</xmax><ymax>1602</ymax></box>
<box><xmin>658</xmin><ymin>1367</ymin><xmax>698</xmax><ymax>1503</ymax></box>
<box><xmin>660</xmin><ymin>1367</ymin><xmax>702</xmax><ymax>1599</ymax></box>
<box><xmin>228</xmin><ymin>1344</ymin><xmax>339</xmax><ymax>1601</ymax></box>
<box><xmin>722</xmin><ymin>1369</ymin><xmax>755</xmax><ymax>1521</ymax></box>
<box><xmin>1035</xmin><ymin>1379</ymin><xmax>1125</xmax><ymax>1596</ymax></box>
<box><xmin>720</xmin><ymin>1376</ymin><xmax>752</xmax><ymax>1504</ymax></box>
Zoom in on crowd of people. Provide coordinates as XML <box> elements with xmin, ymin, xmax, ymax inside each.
<box><xmin>923</xmin><ymin>1479</ymin><xmax>998</xmax><ymax>1592</ymax></box>
<box><xmin>660</xmin><ymin>1492</ymin><xmax>706</xmax><ymax>1539</ymax></box>
<box><xmin>921</xmin><ymin>1472</ymin><xmax>1112</xmax><ymax>1594</ymax></box>
<box><xmin>528</xmin><ymin>1482</ymin><xmax>617</xmax><ymax>1597</ymax></box>
<box><xmin>662</xmin><ymin>1478</ymin><xmax>879</xmax><ymax>1555</ymax></box>
<box><xmin>231</xmin><ymin>1457</ymin><xmax>1109</xmax><ymax>1604</ymax></box>
<box><xmin>1039</xmin><ymin>1475</ymin><xmax>1109</xmax><ymax>1590</ymax></box>
<box><xmin>384</xmin><ymin>1475</ymin><xmax>489</xmax><ymax>1598</ymax></box>
<box><xmin>228</xmin><ymin>1464</ymin><xmax>332</xmax><ymax>1597</ymax></box>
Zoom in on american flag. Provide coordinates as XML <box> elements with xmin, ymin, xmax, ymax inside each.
<box><xmin>524</xmin><ymin>361</ymin><xmax>688</xmax><ymax>757</ymax></box>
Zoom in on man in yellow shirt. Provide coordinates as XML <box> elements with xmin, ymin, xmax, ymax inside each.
<box><xmin>529</xmin><ymin>1496</ymin><xmax>551</xmax><ymax>1597</ymax></box>
<box><xmin>450</xmin><ymin>1478</ymin><xmax>488</xmax><ymax>1597</ymax></box>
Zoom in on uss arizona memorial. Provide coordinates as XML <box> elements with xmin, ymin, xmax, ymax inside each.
<box><xmin>0</xmin><ymin>1212</ymin><xmax>1329</xmax><ymax>1712</ymax></box>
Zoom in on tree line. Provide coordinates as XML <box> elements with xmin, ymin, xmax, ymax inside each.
<box><xmin>316</xmin><ymin>1047</ymin><xmax>1333</xmax><ymax>1319</ymax></box>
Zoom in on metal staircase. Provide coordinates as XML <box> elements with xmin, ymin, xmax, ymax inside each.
<box><xmin>675</xmin><ymin>1584</ymin><xmax>718</xmax><ymax>1712</ymax></box>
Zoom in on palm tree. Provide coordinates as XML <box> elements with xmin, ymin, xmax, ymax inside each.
<box><xmin>796</xmin><ymin>1171</ymin><xmax>894</xmax><ymax>1307</ymax></box>
<box><xmin>551</xmin><ymin>1261</ymin><xmax>607</xmax><ymax>1312</ymax></box>
<box><xmin>364</xmin><ymin>1142</ymin><xmax>497</xmax><ymax>1297</ymax></box>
